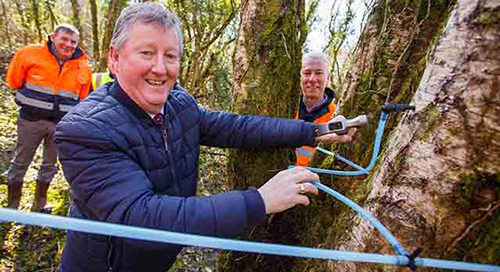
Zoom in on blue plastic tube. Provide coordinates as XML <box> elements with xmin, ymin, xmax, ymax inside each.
<box><xmin>311</xmin><ymin>181</ymin><xmax>409</xmax><ymax>256</ymax></box>
<box><xmin>0</xmin><ymin>207</ymin><xmax>407</xmax><ymax>265</ymax></box>
<box><xmin>315</xmin><ymin>146</ymin><xmax>368</xmax><ymax>173</ymax></box>
<box><xmin>1</xmin><ymin>207</ymin><xmax>499</xmax><ymax>271</ymax></box>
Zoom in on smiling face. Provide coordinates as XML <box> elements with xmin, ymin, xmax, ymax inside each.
<box><xmin>300</xmin><ymin>57</ymin><xmax>329</xmax><ymax>108</ymax></box>
<box><xmin>50</xmin><ymin>30</ymin><xmax>78</xmax><ymax>60</ymax></box>
<box><xmin>109</xmin><ymin>22</ymin><xmax>180</xmax><ymax>114</ymax></box>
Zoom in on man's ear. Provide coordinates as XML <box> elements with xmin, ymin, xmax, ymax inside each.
<box><xmin>49</xmin><ymin>33</ymin><xmax>55</xmax><ymax>41</ymax></box>
<box><xmin>108</xmin><ymin>47</ymin><xmax>119</xmax><ymax>74</ymax></box>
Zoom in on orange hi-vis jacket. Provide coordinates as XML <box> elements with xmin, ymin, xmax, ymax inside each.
<box><xmin>295</xmin><ymin>88</ymin><xmax>336</xmax><ymax>166</ymax></box>
<box><xmin>6</xmin><ymin>39</ymin><xmax>91</xmax><ymax>122</ymax></box>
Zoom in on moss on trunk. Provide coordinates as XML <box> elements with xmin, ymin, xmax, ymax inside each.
<box><xmin>220</xmin><ymin>0</ymin><xmax>307</xmax><ymax>271</ymax></box>
<box><xmin>291</xmin><ymin>0</ymin><xmax>458</xmax><ymax>271</ymax></box>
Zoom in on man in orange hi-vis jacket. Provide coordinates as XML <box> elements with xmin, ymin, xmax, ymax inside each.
<box><xmin>295</xmin><ymin>52</ymin><xmax>339</xmax><ymax>166</ymax></box>
<box><xmin>5</xmin><ymin>24</ymin><xmax>91</xmax><ymax>213</ymax></box>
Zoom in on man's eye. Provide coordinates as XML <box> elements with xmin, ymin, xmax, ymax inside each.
<box><xmin>167</xmin><ymin>53</ymin><xmax>179</xmax><ymax>60</ymax></box>
<box><xmin>140</xmin><ymin>51</ymin><xmax>152</xmax><ymax>56</ymax></box>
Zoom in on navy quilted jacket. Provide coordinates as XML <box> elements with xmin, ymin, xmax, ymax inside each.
<box><xmin>55</xmin><ymin>82</ymin><xmax>316</xmax><ymax>272</ymax></box>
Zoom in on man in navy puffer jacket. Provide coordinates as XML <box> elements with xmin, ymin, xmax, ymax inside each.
<box><xmin>55</xmin><ymin>3</ymin><xmax>355</xmax><ymax>272</ymax></box>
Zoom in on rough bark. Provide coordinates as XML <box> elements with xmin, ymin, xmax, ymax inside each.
<box><xmin>322</xmin><ymin>0</ymin><xmax>458</xmax><ymax>174</ymax></box>
<box><xmin>219</xmin><ymin>0</ymin><xmax>306</xmax><ymax>271</ymax></box>
<box><xmin>331</xmin><ymin>0</ymin><xmax>500</xmax><ymax>271</ymax></box>
<box><xmin>291</xmin><ymin>0</ymin><xmax>462</xmax><ymax>271</ymax></box>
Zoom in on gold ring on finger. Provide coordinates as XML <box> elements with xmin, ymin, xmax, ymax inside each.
<box><xmin>299</xmin><ymin>184</ymin><xmax>305</xmax><ymax>194</ymax></box>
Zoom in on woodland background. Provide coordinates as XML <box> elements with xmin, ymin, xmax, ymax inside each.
<box><xmin>0</xmin><ymin>0</ymin><xmax>498</xmax><ymax>271</ymax></box>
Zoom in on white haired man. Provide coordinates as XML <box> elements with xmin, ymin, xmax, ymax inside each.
<box><xmin>295</xmin><ymin>52</ymin><xmax>339</xmax><ymax>166</ymax></box>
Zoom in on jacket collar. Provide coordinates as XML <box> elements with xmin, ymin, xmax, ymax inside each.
<box><xmin>108</xmin><ymin>81</ymin><xmax>184</xmax><ymax>125</ymax></box>
<box><xmin>108</xmin><ymin>81</ymin><xmax>154</xmax><ymax>125</ymax></box>
<box><xmin>298</xmin><ymin>87</ymin><xmax>336</xmax><ymax>122</ymax></box>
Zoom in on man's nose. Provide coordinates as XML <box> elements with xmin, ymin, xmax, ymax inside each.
<box><xmin>151</xmin><ymin>55</ymin><xmax>167</xmax><ymax>74</ymax></box>
<box><xmin>307</xmin><ymin>73</ymin><xmax>318</xmax><ymax>82</ymax></box>
<box><xmin>65</xmin><ymin>41</ymin><xmax>75</xmax><ymax>48</ymax></box>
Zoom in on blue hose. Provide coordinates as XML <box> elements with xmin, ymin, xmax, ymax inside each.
<box><xmin>1</xmin><ymin>110</ymin><xmax>498</xmax><ymax>271</ymax></box>
<box><xmin>0</xmin><ymin>207</ymin><xmax>407</xmax><ymax>265</ymax></box>
<box><xmin>1</xmin><ymin>207</ymin><xmax>499</xmax><ymax>271</ymax></box>
<box><xmin>311</xmin><ymin>181</ymin><xmax>409</xmax><ymax>256</ymax></box>
<box><xmin>416</xmin><ymin>258</ymin><xmax>500</xmax><ymax>271</ymax></box>
<box><xmin>315</xmin><ymin>146</ymin><xmax>368</xmax><ymax>173</ymax></box>
<box><xmin>365</xmin><ymin>112</ymin><xmax>388</xmax><ymax>171</ymax></box>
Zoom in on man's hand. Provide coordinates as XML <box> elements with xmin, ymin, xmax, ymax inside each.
<box><xmin>315</xmin><ymin>127</ymin><xmax>357</xmax><ymax>144</ymax></box>
<box><xmin>257</xmin><ymin>167</ymin><xmax>319</xmax><ymax>214</ymax></box>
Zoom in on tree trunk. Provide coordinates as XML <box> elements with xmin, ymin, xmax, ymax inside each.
<box><xmin>30</xmin><ymin>0</ymin><xmax>42</xmax><ymax>42</ymax></box>
<box><xmin>70</xmin><ymin>0</ymin><xmax>84</xmax><ymax>48</ymax></box>
<box><xmin>99</xmin><ymin>0</ymin><xmax>124</xmax><ymax>71</ymax></box>
<box><xmin>0</xmin><ymin>0</ymin><xmax>11</xmax><ymax>48</ymax></box>
<box><xmin>323</xmin><ymin>0</ymin><xmax>500</xmax><ymax>271</ymax></box>
<box><xmin>219</xmin><ymin>0</ymin><xmax>306</xmax><ymax>271</ymax></box>
<box><xmin>89</xmin><ymin>0</ymin><xmax>100</xmax><ymax>63</ymax></box>
<box><xmin>13</xmin><ymin>0</ymin><xmax>29</xmax><ymax>44</ymax></box>
<box><xmin>290</xmin><ymin>0</ymin><xmax>473</xmax><ymax>271</ymax></box>
<box><xmin>45</xmin><ymin>0</ymin><xmax>59</xmax><ymax>32</ymax></box>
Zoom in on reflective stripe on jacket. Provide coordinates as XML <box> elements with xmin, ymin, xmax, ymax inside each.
<box><xmin>6</xmin><ymin>40</ymin><xmax>91</xmax><ymax>121</ymax></box>
<box><xmin>91</xmin><ymin>71</ymin><xmax>114</xmax><ymax>92</ymax></box>
<box><xmin>295</xmin><ymin>88</ymin><xmax>336</xmax><ymax>166</ymax></box>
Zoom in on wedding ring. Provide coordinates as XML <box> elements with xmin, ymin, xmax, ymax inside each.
<box><xmin>299</xmin><ymin>184</ymin><xmax>305</xmax><ymax>194</ymax></box>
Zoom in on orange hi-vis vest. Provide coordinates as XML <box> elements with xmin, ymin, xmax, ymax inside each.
<box><xmin>295</xmin><ymin>88</ymin><xmax>336</xmax><ymax>166</ymax></box>
<box><xmin>6</xmin><ymin>40</ymin><xmax>91</xmax><ymax>121</ymax></box>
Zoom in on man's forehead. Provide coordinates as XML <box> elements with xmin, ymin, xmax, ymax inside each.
<box><xmin>56</xmin><ymin>31</ymin><xmax>79</xmax><ymax>41</ymax></box>
<box><xmin>302</xmin><ymin>58</ymin><xmax>327</xmax><ymax>70</ymax></box>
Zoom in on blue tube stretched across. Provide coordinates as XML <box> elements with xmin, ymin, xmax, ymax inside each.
<box><xmin>0</xmin><ymin>207</ymin><xmax>406</xmax><ymax>265</ymax></box>
<box><xmin>415</xmin><ymin>257</ymin><xmax>500</xmax><ymax>272</ymax></box>
<box><xmin>1</xmin><ymin>207</ymin><xmax>499</xmax><ymax>271</ymax></box>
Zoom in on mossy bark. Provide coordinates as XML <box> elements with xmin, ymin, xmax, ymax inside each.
<box><xmin>219</xmin><ymin>0</ymin><xmax>306</xmax><ymax>271</ymax></box>
<box><xmin>291</xmin><ymin>0</ymin><xmax>467</xmax><ymax>271</ymax></box>
<box><xmin>315</xmin><ymin>0</ymin><xmax>499</xmax><ymax>271</ymax></box>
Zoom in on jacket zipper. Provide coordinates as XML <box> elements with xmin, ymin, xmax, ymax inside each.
<box><xmin>106</xmin><ymin>236</ymin><xmax>114</xmax><ymax>272</ymax></box>
<box><xmin>162</xmin><ymin>129</ymin><xmax>168</xmax><ymax>151</ymax></box>
<box><xmin>163</xmin><ymin>110</ymin><xmax>178</xmax><ymax>189</ymax></box>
